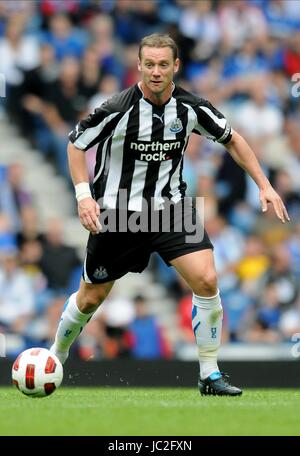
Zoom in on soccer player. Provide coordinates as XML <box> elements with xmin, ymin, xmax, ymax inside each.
<box><xmin>50</xmin><ymin>34</ymin><xmax>289</xmax><ymax>396</ymax></box>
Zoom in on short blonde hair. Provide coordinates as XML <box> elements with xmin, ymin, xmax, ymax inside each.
<box><xmin>139</xmin><ymin>34</ymin><xmax>178</xmax><ymax>61</ymax></box>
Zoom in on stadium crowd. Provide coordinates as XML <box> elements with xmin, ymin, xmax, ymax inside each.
<box><xmin>0</xmin><ymin>0</ymin><xmax>300</xmax><ymax>360</ymax></box>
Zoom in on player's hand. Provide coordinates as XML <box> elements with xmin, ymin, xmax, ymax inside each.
<box><xmin>78</xmin><ymin>197</ymin><xmax>102</xmax><ymax>234</ymax></box>
<box><xmin>259</xmin><ymin>186</ymin><xmax>290</xmax><ymax>223</ymax></box>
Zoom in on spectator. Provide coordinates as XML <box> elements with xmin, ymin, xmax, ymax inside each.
<box><xmin>0</xmin><ymin>15</ymin><xmax>40</xmax><ymax>124</ymax></box>
<box><xmin>96</xmin><ymin>293</ymin><xmax>136</xmax><ymax>359</ymax></box>
<box><xmin>0</xmin><ymin>247</ymin><xmax>35</xmax><ymax>355</ymax></box>
<box><xmin>241</xmin><ymin>282</ymin><xmax>282</xmax><ymax>344</ymax></box>
<box><xmin>0</xmin><ymin>212</ymin><xmax>17</xmax><ymax>254</ymax></box>
<box><xmin>16</xmin><ymin>205</ymin><xmax>45</xmax><ymax>248</ymax></box>
<box><xmin>78</xmin><ymin>44</ymin><xmax>103</xmax><ymax>103</ymax></box>
<box><xmin>39</xmin><ymin>218</ymin><xmax>81</xmax><ymax>293</ymax></box>
<box><xmin>218</xmin><ymin>0</ymin><xmax>268</xmax><ymax>52</ymax></box>
<box><xmin>259</xmin><ymin>243</ymin><xmax>299</xmax><ymax>311</ymax></box>
<box><xmin>179</xmin><ymin>0</ymin><xmax>220</xmax><ymax>61</ymax></box>
<box><xmin>24</xmin><ymin>56</ymin><xmax>85</xmax><ymax>179</ymax></box>
<box><xmin>205</xmin><ymin>214</ymin><xmax>245</xmax><ymax>293</ymax></box>
<box><xmin>0</xmin><ymin>164</ymin><xmax>31</xmax><ymax>232</ymax></box>
<box><xmin>285</xmin><ymin>221</ymin><xmax>300</xmax><ymax>278</ymax></box>
<box><xmin>7</xmin><ymin>163</ymin><xmax>32</xmax><ymax>212</ymax></box>
<box><xmin>234</xmin><ymin>75</ymin><xmax>284</xmax><ymax>142</ymax></box>
<box><xmin>20</xmin><ymin>42</ymin><xmax>59</xmax><ymax>140</ymax></box>
<box><xmin>279</xmin><ymin>296</ymin><xmax>300</xmax><ymax>341</ymax></box>
<box><xmin>236</xmin><ymin>234</ymin><xmax>270</xmax><ymax>297</ymax></box>
<box><xmin>88</xmin><ymin>13</ymin><xmax>123</xmax><ymax>78</ymax></box>
<box><xmin>40</xmin><ymin>12</ymin><xmax>86</xmax><ymax>61</ymax></box>
<box><xmin>128</xmin><ymin>294</ymin><xmax>172</xmax><ymax>359</ymax></box>
<box><xmin>19</xmin><ymin>239</ymin><xmax>50</xmax><ymax>312</ymax></box>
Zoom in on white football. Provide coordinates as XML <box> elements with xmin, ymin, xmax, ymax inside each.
<box><xmin>12</xmin><ymin>347</ymin><xmax>63</xmax><ymax>398</ymax></box>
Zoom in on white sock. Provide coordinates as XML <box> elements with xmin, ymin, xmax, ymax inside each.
<box><xmin>192</xmin><ymin>290</ymin><xmax>223</xmax><ymax>380</ymax></box>
<box><xmin>50</xmin><ymin>292</ymin><xmax>94</xmax><ymax>363</ymax></box>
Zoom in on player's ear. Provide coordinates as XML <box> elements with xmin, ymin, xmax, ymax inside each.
<box><xmin>174</xmin><ymin>58</ymin><xmax>180</xmax><ymax>74</ymax></box>
<box><xmin>138</xmin><ymin>60</ymin><xmax>142</xmax><ymax>71</ymax></box>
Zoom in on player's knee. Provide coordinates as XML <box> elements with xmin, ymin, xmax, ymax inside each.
<box><xmin>77</xmin><ymin>294</ymin><xmax>100</xmax><ymax>313</ymax></box>
<box><xmin>192</xmin><ymin>270</ymin><xmax>218</xmax><ymax>296</ymax></box>
<box><xmin>77</xmin><ymin>287</ymin><xmax>110</xmax><ymax>313</ymax></box>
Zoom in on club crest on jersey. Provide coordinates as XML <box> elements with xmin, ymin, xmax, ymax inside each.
<box><xmin>170</xmin><ymin>118</ymin><xmax>183</xmax><ymax>133</ymax></box>
<box><xmin>93</xmin><ymin>266</ymin><xmax>108</xmax><ymax>280</ymax></box>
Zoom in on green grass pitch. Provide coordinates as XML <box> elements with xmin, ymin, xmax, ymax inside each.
<box><xmin>1</xmin><ymin>387</ymin><xmax>299</xmax><ymax>436</ymax></box>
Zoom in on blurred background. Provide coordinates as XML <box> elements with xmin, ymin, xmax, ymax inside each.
<box><xmin>0</xmin><ymin>0</ymin><xmax>300</xmax><ymax>364</ymax></box>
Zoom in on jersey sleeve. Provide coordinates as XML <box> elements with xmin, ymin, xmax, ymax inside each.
<box><xmin>68</xmin><ymin>102</ymin><xmax>121</xmax><ymax>151</ymax></box>
<box><xmin>192</xmin><ymin>99</ymin><xmax>232</xmax><ymax>144</ymax></box>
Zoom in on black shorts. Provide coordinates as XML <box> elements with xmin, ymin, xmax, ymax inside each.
<box><xmin>83</xmin><ymin>200</ymin><xmax>213</xmax><ymax>284</ymax></box>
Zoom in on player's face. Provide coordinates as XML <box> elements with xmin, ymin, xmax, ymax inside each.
<box><xmin>138</xmin><ymin>46</ymin><xmax>179</xmax><ymax>102</ymax></box>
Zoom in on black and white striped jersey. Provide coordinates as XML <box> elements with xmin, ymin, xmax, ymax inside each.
<box><xmin>69</xmin><ymin>83</ymin><xmax>232</xmax><ymax>211</ymax></box>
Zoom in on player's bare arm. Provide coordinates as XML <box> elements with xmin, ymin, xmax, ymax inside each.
<box><xmin>225</xmin><ymin>130</ymin><xmax>290</xmax><ymax>223</ymax></box>
<box><xmin>67</xmin><ymin>142</ymin><xmax>101</xmax><ymax>235</ymax></box>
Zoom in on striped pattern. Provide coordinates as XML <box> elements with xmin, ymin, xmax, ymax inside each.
<box><xmin>69</xmin><ymin>84</ymin><xmax>232</xmax><ymax>212</ymax></box>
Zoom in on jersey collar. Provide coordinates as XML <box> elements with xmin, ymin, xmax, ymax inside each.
<box><xmin>137</xmin><ymin>82</ymin><xmax>175</xmax><ymax>107</ymax></box>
